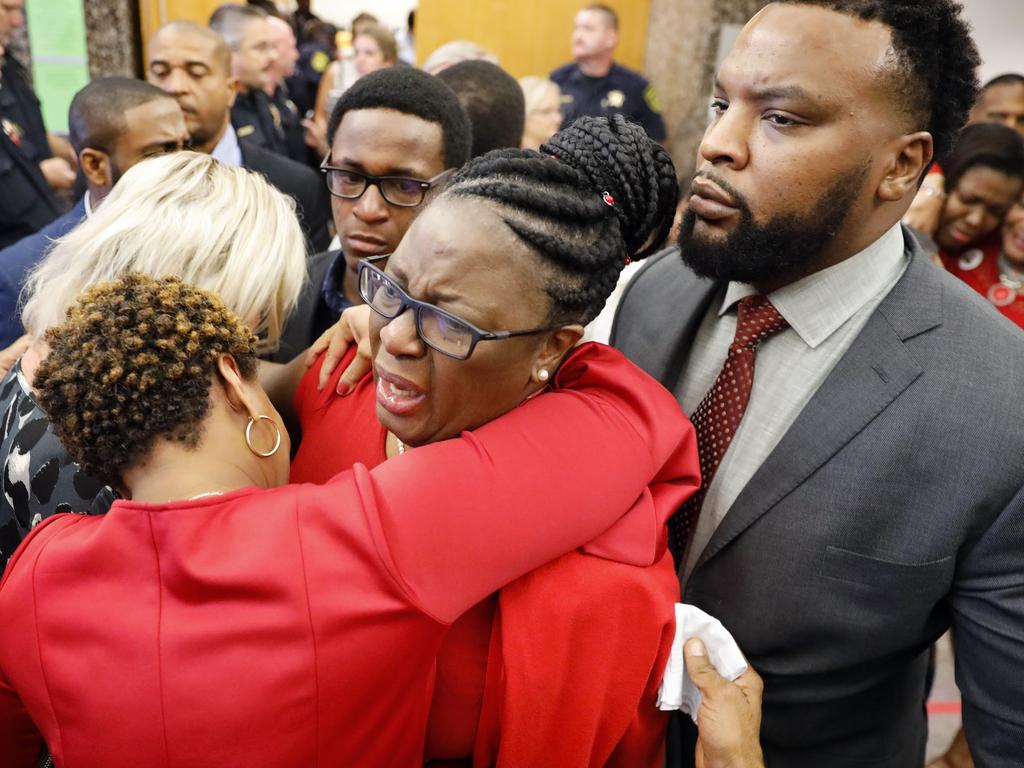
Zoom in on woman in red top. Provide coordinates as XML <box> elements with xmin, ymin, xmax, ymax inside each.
<box><xmin>933</xmin><ymin>124</ymin><xmax>1024</xmax><ymax>325</ymax></box>
<box><xmin>0</xmin><ymin>272</ymin><xmax>696</xmax><ymax>768</ymax></box>
<box><xmin>292</xmin><ymin>116</ymin><xmax>696</xmax><ymax>766</ymax></box>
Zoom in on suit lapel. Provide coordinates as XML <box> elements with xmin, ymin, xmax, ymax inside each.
<box><xmin>693</xmin><ymin>241</ymin><xmax>942</xmax><ymax>571</ymax></box>
<box><xmin>612</xmin><ymin>248</ymin><xmax>719</xmax><ymax>386</ymax></box>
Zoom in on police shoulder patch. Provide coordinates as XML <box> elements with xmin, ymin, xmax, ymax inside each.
<box><xmin>311</xmin><ymin>50</ymin><xmax>330</xmax><ymax>73</ymax></box>
<box><xmin>644</xmin><ymin>84</ymin><xmax>662</xmax><ymax>114</ymax></box>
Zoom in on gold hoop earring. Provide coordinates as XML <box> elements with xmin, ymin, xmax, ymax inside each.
<box><xmin>537</xmin><ymin>369</ymin><xmax>550</xmax><ymax>383</ymax></box>
<box><xmin>245</xmin><ymin>415</ymin><xmax>282</xmax><ymax>458</ymax></box>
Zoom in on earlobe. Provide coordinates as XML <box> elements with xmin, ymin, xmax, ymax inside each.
<box><xmin>216</xmin><ymin>354</ymin><xmax>249</xmax><ymax>414</ymax></box>
<box><xmin>79</xmin><ymin>148</ymin><xmax>110</xmax><ymax>188</ymax></box>
<box><xmin>880</xmin><ymin>132</ymin><xmax>933</xmax><ymax>202</ymax></box>
<box><xmin>535</xmin><ymin>325</ymin><xmax>586</xmax><ymax>380</ymax></box>
<box><xmin>227</xmin><ymin>77</ymin><xmax>240</xmax><ymax>108</ymax></box>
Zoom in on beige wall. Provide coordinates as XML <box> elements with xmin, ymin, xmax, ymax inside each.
<box><xmin>416</xmin><ymin>0</ymin><xmax>650</xmax><ymax>79</ymax></box>
<box><xmin>644</xmin><ymin>0</ymin><xmax>769</xmax><ymax>184</ymax></box>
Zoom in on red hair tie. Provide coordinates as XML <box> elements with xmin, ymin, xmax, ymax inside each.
<box><xmin>602</xmin><ymin>191</ymin><xmax>615</xmax><ymax>207</ymax></box>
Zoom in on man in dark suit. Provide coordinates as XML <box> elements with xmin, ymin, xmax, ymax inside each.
<box><xmin>273</xmin><ymin>67</ymin><xmax>472</xmax><ymax>362</ymax></box>
<box><xmin>146</xmin><ymin>20</ymin><xmax>330</xmax><ymax>252</ymax></box>
<box><xmin>0</xmin><ymin>78</ymin><xmax>188</xmax><ymax>346</ymax></box>
<box><xmin>611</xmin><ymin>2</ymin><xmax>1024</xmax><ymax>766</ymax></box>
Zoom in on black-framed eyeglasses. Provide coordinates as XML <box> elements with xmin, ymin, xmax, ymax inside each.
<box><xmin>319</xmin><ymin>159</ymin><xmax>454</xmax><ymax>208</ymax></box>
<box><xmin>358</xmin><ymin>261</ymin><xmax>561</xmax><ymax>360</ymax></box>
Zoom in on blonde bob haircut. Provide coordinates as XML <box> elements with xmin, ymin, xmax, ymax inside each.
<box><xmin>519</xmin><ymin>76</ymin><xmax>560</xmax><ymax>116</ymax></box>
<box><xmin>21</xmin><ymin>151</ymin><xmax>306</xmax><ymax>354</ymax></box>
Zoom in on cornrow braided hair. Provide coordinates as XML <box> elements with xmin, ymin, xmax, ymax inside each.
<box><xmin>443</xmin><ymin>115</ymin><xmax>678</xmax><ymax>324</ymax></box>
<box><xmin>35</xmin><ymin>273</ymin><xmax>259</xmax><ymax>488</ymax></box>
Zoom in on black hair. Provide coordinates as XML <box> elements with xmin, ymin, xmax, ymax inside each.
<box><xmin>68</xmin><ymin>77</ymin><xmax>175</xmax><ymax>155</ymax></box>
<box><xmin>326</xmin><ymin>67</ymin><xmax>472</xmax><ymax>169</ymax></box>
<box><xmin>943</xmin><ymin>122</ymin><xmax>1024</xmax><ymax>192</ymax></box>
<box><xmin>436</xmin><ymin>60</ymin><xmax>525</xmax><ymax>158</ymax></box>
<box><xmin>776</xmin><ymin>0</ymin><xmax>980</xmax><ymax>166</ymax></box>
<box><xmin>982</xmin><ymin>74</ymin><xmax>1024</xmax><ymax>91</ymax></box>
<box><xmin>443</xmin><ymin>115</ymin><xmax>678</xmax><ymax>324</ymax></box>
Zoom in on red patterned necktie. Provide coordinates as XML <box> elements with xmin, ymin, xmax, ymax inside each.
<box><xmin>669</xmin><ymin>295</ymin><xmax>790</xmax><ymax>562</ymax></box>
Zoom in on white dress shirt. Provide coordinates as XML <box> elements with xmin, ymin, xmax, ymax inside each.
<box><xmin>677</xmin><ymin>223</ymin><xmax>909</xmax><ymax>577</ymax></box>
<box><xmin>211</xmin><ymin>123</ymin><xmax>243</xmax><ymax>167</ymax></box>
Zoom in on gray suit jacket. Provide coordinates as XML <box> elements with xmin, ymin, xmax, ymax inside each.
<box><xmin>612</xmin><ymin>229</ymin><xmax>1024</xmax><ymax>767</ymax></box>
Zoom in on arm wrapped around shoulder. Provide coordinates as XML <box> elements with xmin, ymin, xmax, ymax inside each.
<box><xmin>364</xmin><ymin>341</ymin><xmax>701</xmax><ymax>621</ymax></box>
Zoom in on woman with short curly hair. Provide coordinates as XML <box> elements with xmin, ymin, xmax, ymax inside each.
<box><xmin>0</xmin><ymin>271</ymin><xmax>695</xmax><ymax>767</ymax></box>
<box><xmin>0</xmin><ymin>151</ymin><xmax>306</xmax><ymax>570</ymax></box>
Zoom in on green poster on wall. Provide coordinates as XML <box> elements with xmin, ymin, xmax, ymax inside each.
<box><xmin>25</xmin><ymin>0</ymin><xmax>90</xmax><ymax>134</ymax></box>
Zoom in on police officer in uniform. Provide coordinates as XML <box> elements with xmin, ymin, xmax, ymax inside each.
<box><xmin>0</xmin><ymin>0</ymin><xmax>70</xmax><ymax>248</ymax></box>
<box><xmin>550</xmin><ymin>3</ymin><xmax>666</xmax><ymax>143</ymax></box>
<box><xmin>210</xmin><ymin>4</ymin><xmax>292</xmax><ymax>158</ymax></box>
<box><xmin>265</xmin><ymin>14</ymin><xmax>311</xmax><ymax>166</ymax></box>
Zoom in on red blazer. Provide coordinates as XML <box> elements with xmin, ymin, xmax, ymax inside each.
<box><xmin>292</xmin><ymin>343</ymin><xmax>699</xmax><ymax>766</ymax></box>
<box><xmin>0</xmin><ymin>343</ymin><xmax>697</xmax><ymax>768</ymax></box>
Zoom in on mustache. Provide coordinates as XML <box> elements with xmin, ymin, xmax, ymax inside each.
<box><xmin>690</xmin><ymin>169</ymin><xmax>750</xmax><ymax>214</ymax></box>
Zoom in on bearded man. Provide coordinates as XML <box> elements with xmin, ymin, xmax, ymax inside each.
<box><xmin>612</xmin><ymin>1</ymin><xmax>1024</xmax><ymax>766</ymax></box>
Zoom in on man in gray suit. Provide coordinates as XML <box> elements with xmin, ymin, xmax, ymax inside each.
<box><xmin>612</xmin><ymin>1</ymin><xmax>1024</xmax><ymax>766</ymax></box>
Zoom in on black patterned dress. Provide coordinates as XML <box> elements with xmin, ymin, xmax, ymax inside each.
<box><xmin>0</xmin><ymin>359</ymin><xmax>113</xmax><ymax>572</ymax></box>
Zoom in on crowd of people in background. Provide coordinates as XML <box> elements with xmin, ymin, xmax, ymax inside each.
<box><xmin>0</xmin><ymin>0</ymin><xmax>1023</xmax><ymax>766</ymax></box>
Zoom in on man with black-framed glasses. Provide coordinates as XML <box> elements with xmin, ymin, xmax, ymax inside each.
<box><xmin>274</xmin><ymin>67</ymin><xmax>472</xmax><ymax>362</ymax></box>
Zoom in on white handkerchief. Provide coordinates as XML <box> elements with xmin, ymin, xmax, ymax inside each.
<box><xmin>657</xmin><ymin>603</ymin><xmax>748</xmax><ymax>722</ymax></box>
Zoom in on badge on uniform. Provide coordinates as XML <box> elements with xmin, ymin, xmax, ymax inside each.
<box><xmin>644</xmin><ymin>84</ymin><xmax>663</xmax><ymax>114</ymax></box>
<box><xmin>311</xmin><ymin>50</ymin><xmax>330</xmax><ymax>74</ymax></box>
<box><xmin>987</xmin><ymin>283</ymin><xmax>1017</xmax><ymax>307</ymax></box>
<box><xmin>237</xmin><ymin>125</ymin><xmax>256</xmax><ymax>138</ymax></box>
<box><xmin>1</xmin><ymin>118</ymin><xmax>23</xmax><ymax>147</ymax></box>
<box><xmin>958</xmin><ymin>249</ymin><xmax>984</xmax><ymax>271</ymax></box>
<box><xmin>605</xmin><ymin>89</ymin><xmax>626</xmax><ymax>109</ymax></box>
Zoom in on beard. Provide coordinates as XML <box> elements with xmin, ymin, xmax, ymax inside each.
<box><xmin>678</xmin><ymin>164</ymin><xmax>869</xmax><ymax>285</ymax></box>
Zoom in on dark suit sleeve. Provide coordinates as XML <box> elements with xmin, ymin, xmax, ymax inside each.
<box><xmin>301</xmin><ymin>178</ymin><xmax>332</xmax><ymax>253</ymax></box>
<box><xmin>950</xmin><ymin>481</ymin><xmax>1024</xmax><ymax>761</ymax></box>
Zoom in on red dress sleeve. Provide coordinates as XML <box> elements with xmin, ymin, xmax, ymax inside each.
<box><xmin>356</xmin><ymin>342</ymin><xmax>700</xmax><ymax>623</ymax></box>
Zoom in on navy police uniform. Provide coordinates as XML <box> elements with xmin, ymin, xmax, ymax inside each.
<box><xmin>0</xmin><ymin>54</ymin><xmax>59</xmax><ymax>249</ymax></box>
<box><xmin>550</xmin><ymin>61</ymin><xmax>666</xmax><ymax>142</ymax></box>
<box><xmin>269</xmin><ymin>84</ymin><xmax>313</xmax><ymax>166</ymax></box>
<box><xmin>231</xmin><ymin>88</ymin><xmax>291</xmax><ymax>159</ymax></box>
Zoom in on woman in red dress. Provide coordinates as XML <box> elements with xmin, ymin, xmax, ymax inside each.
<box><xmin>933</xmin><ymin>123</ymin><xmax>1024</xmax><ymax>325</ymax></box>
<box><xmin>941</xmin><ymin>193</ymin><xmax>1024</xmax><ymax>328</ymax></box>
<box><xmin>291</xmin><ymin>116</ymin><xmax>695</xmax><ymax>766</ymax></box>
<box><xmin>0</xmin><ymin>266</ymin><xmax>696</xmax><ymax>767</ymax></box>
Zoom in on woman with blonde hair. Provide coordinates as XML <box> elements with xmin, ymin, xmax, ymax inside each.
<box><xmin>0</xmin><ymin>150</ymin><xmax>306</xmax><ymax>570</ymax></box>
<box><xmin>518</xmin><ymin>76</ymin><xmax>563</xmax><ymax>151</ymax></box>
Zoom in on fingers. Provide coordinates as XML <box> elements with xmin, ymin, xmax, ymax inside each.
<box><xmin>306</xmin><ymin>326</ymin><xmax>334</xmax><ymax>368</ymax></box>
<box><xmin>337</xmin><ymin>350</ymin><xmax>372</xmax><ymax>396</ymax></box>
<box><xmin>685</xmin><ymin>639</ymin><xmax>727</xmax><ymax>696</ymax></box>
<box><xmin>733</xmin><ymin>665</ymin><xmax>764</xmax><ymax>700</ymax></box>
<box><xmin>320</xmin><ymin>322</ymin><xmax>356</xmax><ymax>390</ymax></box>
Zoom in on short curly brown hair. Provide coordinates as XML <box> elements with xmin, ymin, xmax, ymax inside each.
<box><xmin>35</xmin><ymin>273</ymin><xmax>258</xmax><ymax>488</ymax></box>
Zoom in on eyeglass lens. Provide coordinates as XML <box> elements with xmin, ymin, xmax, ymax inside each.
<box><xmin>326</xmin><ymin>169</ymin><xmax>426</xmax><ymax>207</ymax></box>
<box><xmin>359</xmin><ymin>266</ymin><xmax>476</xmax><ymax>358</ymax></box>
